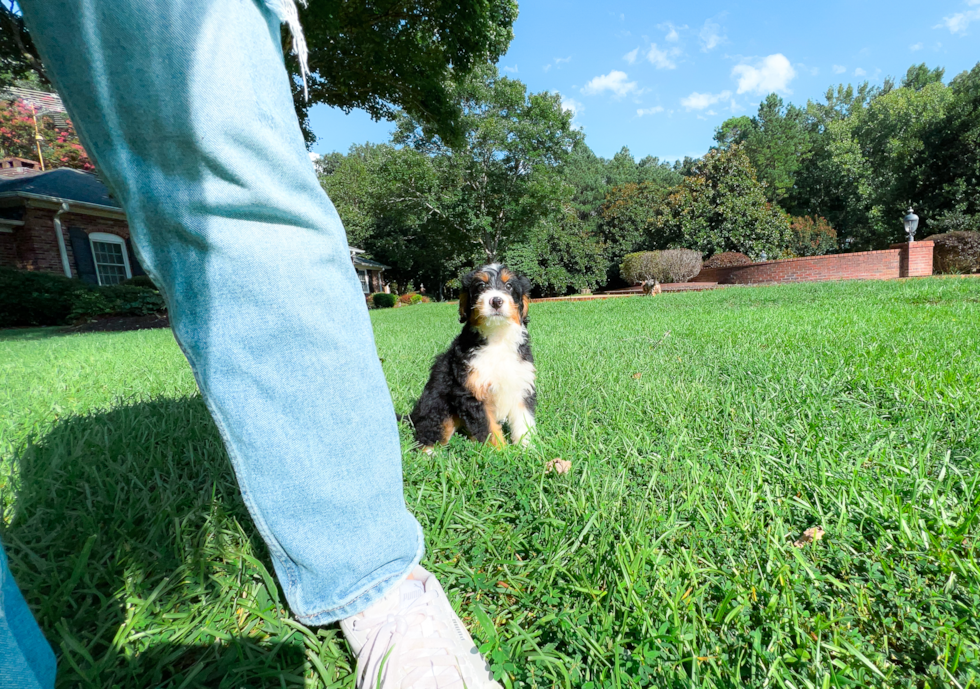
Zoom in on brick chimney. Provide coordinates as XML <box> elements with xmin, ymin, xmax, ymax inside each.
<box><xmin>0</xmin><ymin>157</ymin><xmax>43</xmax><ymax>178</ymax></box>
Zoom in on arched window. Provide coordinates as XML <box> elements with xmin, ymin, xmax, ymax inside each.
<box><xmin>88</xmin><ymin>232</ymin><xmax>132</xmax><ymax>285</ymax></box>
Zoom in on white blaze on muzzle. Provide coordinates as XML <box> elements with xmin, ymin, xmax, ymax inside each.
<box><xmin>476</xmin><ymin>288</ymin><xmax>516</xmax><ymax>323</ymax></box>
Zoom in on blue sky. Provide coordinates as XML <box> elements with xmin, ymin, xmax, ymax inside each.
<box><xmin>308</xmin><ymin>0</ymin><xmax>980</xmax><ymax>162</ymax></box>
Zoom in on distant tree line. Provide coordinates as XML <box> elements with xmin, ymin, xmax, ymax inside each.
<box><xmin>320</xmin><ymin>61</ymin><xmax>979</xmax><ymax>296</ymax></box>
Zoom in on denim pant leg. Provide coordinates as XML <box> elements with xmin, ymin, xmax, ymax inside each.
<box><xmin>19</xmin><ymin>0</ymin><xmax>424</xmax><ymax>626</ymax></box>
<box><xmin>0</xmin><ymin>540</ymin><xmax>56</xmax><ymax>689</ymax></box>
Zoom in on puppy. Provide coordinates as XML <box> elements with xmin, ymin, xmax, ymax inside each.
<box><xmin>409</xmin><ymin>264</ymin><xmax>536</xmax><ymax>451</ymax></box>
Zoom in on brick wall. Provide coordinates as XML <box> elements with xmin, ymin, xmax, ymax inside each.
<box><xmin>1</xmin><ymin>204</ymin><xmax>131</xmax><ymax>276</ymax></box>
<box><xmin>691</xmin><ymin>242</ymin><xmax>933</xmax><ymax>285</ymax></box>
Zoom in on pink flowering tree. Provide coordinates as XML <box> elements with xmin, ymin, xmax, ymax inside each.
<box><xmin>0</xmin><ymin>99</ymin><xmax>94</xmax><ymax>172</ymax></box>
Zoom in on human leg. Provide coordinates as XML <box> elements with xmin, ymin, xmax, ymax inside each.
<box><xmin>18</xmin><ymin>0</ymin><xmax>423</xmax><ymax>625</ymax></box>
<box><xmin>0</xmin><ymin>539</ymin><xmax>56</xmax><ymax>689</ymax></box>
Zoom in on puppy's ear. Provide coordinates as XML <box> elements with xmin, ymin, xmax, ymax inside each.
<box><xmin>458</xmin><ymin>290</ymin><xmax>469</xmax><ymax>323</ymax></box>
<box><xmin>458</xmin><ymin>271</ymin><xmax>475</xmax><ymax>323</ymax></box>
<box><xmin>518</xmin><ymin>276</ymin><xmax>532</xmax><ymax>324</ymax></box>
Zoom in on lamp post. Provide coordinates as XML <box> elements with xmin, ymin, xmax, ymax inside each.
<box><xmin>903</xmin><ymin>207</ymin><xmax>919</xmax><ymax>243</ymax></box>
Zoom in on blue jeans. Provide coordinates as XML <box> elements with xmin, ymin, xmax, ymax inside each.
<box><xmin>4</xmin><ymin>0</ymin><xmax>425</xmax><ymax>682</ymax></box>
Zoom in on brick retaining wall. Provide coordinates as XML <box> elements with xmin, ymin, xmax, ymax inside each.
<box><xmin>691</xmin><ymin>242</ymin><xmax>933</xmax><ymax>285</ymax></box>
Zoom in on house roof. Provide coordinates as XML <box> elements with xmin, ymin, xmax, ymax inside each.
<box><xmin>1</xmin><ymin>87</ymin><xmax>69</xmax><ymax>128</ymax></box>
<box><xmin>0</xmin><ymin>167</ymin><xmax>120</xmax><ymax>210</ymax></box>
<box><xmin>353</xmin><ymin>256</ymin><xmax>389</xmax><ymax>270</ymax></box>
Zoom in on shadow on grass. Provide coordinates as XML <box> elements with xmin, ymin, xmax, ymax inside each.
<box><xmin>1</xmin><ymin>397</ymin><xmax>342</xmax><ymax>688</ymax></box>
<box><xmin>0</xmin><ymin>327</ymin><xmax>71</xmax><ymax>342</ymax></box>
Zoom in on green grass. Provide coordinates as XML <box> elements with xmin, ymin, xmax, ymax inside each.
<box><xmin>2</xmin><ymin>278</ymin><xmax>980</xmax><ymax>688</ymax></box>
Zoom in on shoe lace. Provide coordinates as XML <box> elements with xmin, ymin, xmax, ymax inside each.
<box><xmin>354</xmin><ymin>589</ymin><xmax>467</xmax><ymax>689</ymax></box>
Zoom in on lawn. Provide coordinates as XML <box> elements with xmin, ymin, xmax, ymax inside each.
<box><xmin>2</xmin><ymin>278</ymin><xmax>980</xmax><ymax>689</ymax></box>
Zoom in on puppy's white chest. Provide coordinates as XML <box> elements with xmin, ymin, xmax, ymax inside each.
<box><xmin>468</xmin><ymin>326</ymin><xmax>536</xmax><ymax>421</ymax></box>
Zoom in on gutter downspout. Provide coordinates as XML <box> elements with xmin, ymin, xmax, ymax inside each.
<box><xmin>53</xmin><ymin>202</ymin><xmax>72</xmax><ymax>278</ymax></box>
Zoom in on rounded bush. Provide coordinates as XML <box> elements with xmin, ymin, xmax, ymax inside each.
<box><xmin>620</xmin><ymin>249</ymin><xmax>703</xmax><ymax>284</ymax></box>
<box><xmin>372</xmin><ymin>292</ymin><xmax>397</xmax><ymax>308</ymax></box>
<box><xmin>924</xmin><ymin>231</ymin><xmax>980</xmax><ymax>274</ymax></box>
<box><xmin>703</xmin><ymin>252</ymin><xmax>752</xmax><ymax>269</ymax></box>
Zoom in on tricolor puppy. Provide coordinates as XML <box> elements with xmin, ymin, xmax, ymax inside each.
<box><xmin>409</xmin><ymin>264</ymin><xmax>536</xmax><ymax>451</ymax></box>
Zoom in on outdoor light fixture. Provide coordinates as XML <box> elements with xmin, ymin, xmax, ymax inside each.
<box><xmin>903</xmin><ymin>207</ymin><xmax>919</xmax><ymax>242</ymax></box>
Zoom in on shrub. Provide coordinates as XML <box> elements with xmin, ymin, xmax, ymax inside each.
<box><xmin>121</xmin><ymin>275</ymin><xmax>159</xmax><ymax>290</ymax></box>
<box><xmin>924</xmin><ymin>231</ymin><xmax>980</xmax><ymax>274</ymax></box>
<box><xmin>0</xmin><ymin>268</ymin><xmax>87</xmax><ymax>327</ymax></box>
<box><xmin>0</xmin><ymin>268</ymin><xmax>167</xmax><ymax>327</ymax></box>
<box><xmin>372</xmin><ymin>292</ymin><xmax>397</xmax><ymax>308</ymax></box>
<box><xmin>703</xmin><ymin>252</ymin><xmax>752</xmax><ymax>269</ymax></box>
<box><xmin>68</xmin><ymin>285</ymin><xmax>166</xmax><ymax>322</ymax></box>
<box><xmin>398</xmin><ymin>292</ymin><xmax>415</xmax><ymax>304</ymax></box>
<box><xmin>787</xmin><ymin>216</ymin><xmax>837</xmax><ymax>256</ymax></box>
<box><xmin>620</xmin><ymin>249</ymin><xmax>703</xmax><ymax>284</ymax></box>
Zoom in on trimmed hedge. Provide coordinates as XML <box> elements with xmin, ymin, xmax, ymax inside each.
<box><xmin>372</xmin><ymin>292</ymin><xmax>397</xmax><ymax>308</ymax></box>
<box><xmin>924</xmin><ymin>231</ymin><xmax>980</xmax><ymax>274</ymax></box>
<box><xmin>703</xmin><ymin>252</ymin><xmax>752</xmax><ymax>269</ymax></box>
<box><xmin>620</xmin><ymin>250</ymin><xmax>703</xmax><ymax>284</ymax></box>
<box><xmin>0</xmin><ymin>268</ymin><xmax>166</xmax><ymax>328</ymax></box>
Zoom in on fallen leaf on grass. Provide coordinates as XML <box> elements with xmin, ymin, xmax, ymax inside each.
<box><xmin>793</xmin><ymin>526</ymin><xmax>825</xmax><ymax>548</ymax></box>
<box><xmin>632</xmin><ymin>372</ymin><xmax>642</xmax><ymax>379</ymax></box>
<box><xmin>545</xmin><ymin>458</ymin><xmax>572</xmax><ymax>474</ymax></box>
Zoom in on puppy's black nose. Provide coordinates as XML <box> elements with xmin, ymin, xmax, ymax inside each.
<box><xmin>490</xmin><ymin>296</ymin><xmax>504</xmax><ymax>309</ymax></box>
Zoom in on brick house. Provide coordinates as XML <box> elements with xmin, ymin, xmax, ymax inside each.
<box><xmin>350</xmin><ymin>247</ymin><xmax>389</xmax><ymax>294</ymax></box>
<box><xmin>0</xmin><ymin>156</ymin><xmax>390</xmax><ymax>292</ymax></box>
<box><xmin>0</xmin><ymin>158</ymin><xmax>145</xmax><ymax>285</ymax></box>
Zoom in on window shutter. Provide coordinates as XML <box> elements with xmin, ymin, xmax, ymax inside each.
<box><xmin>68</xmin><ymin>227</ymin><xmax>98</xmax><ymax>284</ymax></box>
<box><xmin>125</xmin><ymin>238</ymin><xmax>147</xmax><ymax>276</ymax></box>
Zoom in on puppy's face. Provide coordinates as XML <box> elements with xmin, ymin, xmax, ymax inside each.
<box><xmin>459</xmin><ymin>264</ymin><xmax>531</xmax><ymax>329</ymax></box>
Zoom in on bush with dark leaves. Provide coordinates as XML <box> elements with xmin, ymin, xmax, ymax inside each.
<box><xmin>703</xmin><ymin>252</ymin><xmax>752</xmax><ymax>269</ymax></box>
<box><xmin>924</xmin><ymin>231</ymin><xmax>980</xmax><ymax>274</ymax></box>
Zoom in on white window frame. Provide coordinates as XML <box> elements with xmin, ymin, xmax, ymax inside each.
<box><xmin>88</xmin><ymin>232</ymin><xmax>132</xmax><ymax>286</ymax></box>
<box><xmin>357</xmin><ymin>268</ymin><xmax>371</xmax><ymax>294</ymax></box>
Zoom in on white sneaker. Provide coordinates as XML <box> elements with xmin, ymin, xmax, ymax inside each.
<box><xmin>340</xmin><ymin>566</ymin><xmax>502</xmax><ymax>689</ymax></box>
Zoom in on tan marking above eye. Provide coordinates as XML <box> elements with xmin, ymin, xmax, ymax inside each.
<box><xmin>500</xmin><ymin>271</ymin><xmax>511</xmax><ymax>282</ymax></box>
<box><xmin>476</xmin><ymin>273</ymin><xmax>490</xmax><ymax>282</ymax></box>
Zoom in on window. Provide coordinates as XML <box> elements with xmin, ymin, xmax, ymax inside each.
<box><xmin>357</xmin><ymin>268</ymin><xmax>371</xmax><ymax>294</ymax></box>
<box><xmin>88</xmin><ymin>232</ymin><xmax>131</xmax><ymax>286</ymax></box>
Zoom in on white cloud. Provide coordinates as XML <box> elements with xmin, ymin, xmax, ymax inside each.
<box><xmin>854</xmin><ymin>67</ymin><xmax>867</xmax><ymax>76</ymax></box>
<box><xmin>699</xmin><ymin>19</ymin><xmax>726</xmax><ymax>51</ymax></box>
<box><xmin>647</xmin><ymin>43</ymin><xmax>680</xmax><ymax>69</ymax></box>
<box><xmin>503</xmin><ymin>65</ymin><xmax>518</xmax><ymax>73</ymax></box>
<box><xmin>309</xmin><ymin>152</ymin><xmax>320</xmax><ymax>162</ymax></box>
<box><xmin>560</xmin><ymin>96</ymin><xmax>584</xmax><ymax>117</ymax></box>
<box><xmin>544</xmin><ymin>56</ymin><xmax>572</xmax><ymax>72</ymax></box>
<box><xmin>581</xmin><ymin>70</ymin><xmax>638</xmax><ymax>97</ymax></box>
<box><xmin>833</xmin><ymin>64</ymin><xmax>847</xmax><ymax>74</ymax></box>
<box><xmin>636</xmin><ymin>106</ymin><xmax>665</xmax><ymax>117</ymax></box>
<box><xmin>731</xmin><ymin>54</ymin><xmax>796</xmax><ymax>95</ymax></box>
<box><xmin>681</xmin><ymin>90</ymin><xmax>732</xmax><ymax>110</ymax></box>
<box><xmin>623</xmin><ymin>47</ymin><xmax>639</xmax><ymax>64</ymax></box>
<box><xmin>910</xmin><ymin>42</ymin><xmax>924</xmax><ymax>51</ymax></box>
<box><xmin>935</xmin><ymin>0</ymin><xmax>980</xmax><ymax>34</ymax></box>
<box><xmin>658</xmin><ymin>21</ymin><xmax>686</xmax><ymax>42</ymax></box>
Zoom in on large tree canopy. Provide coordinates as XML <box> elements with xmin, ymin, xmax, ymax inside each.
<box><xmin>291</xmin><ymin>0</ymin><xmax>517</xmax><ymax>146</ymax></box>
<box><xmin>1</xmin><ymin>0</ymin><xmax>517</xmax><ymax>147</ymax></box>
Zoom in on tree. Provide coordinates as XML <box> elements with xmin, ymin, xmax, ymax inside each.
<box><xmin>1</xmin><ymin>0</ymin><xmax>517</xmax><ymax>148</ymax></box>
<box><xmin>503</xmin><ymin>207</ymin><xmax>607</xmax><ymax>296</ymax></box>
<box><xmin>292</xmin><ymin>0</ymin><xmax>517</xmax><ymax>146</ymax></box>
<box><xmin>0</xmin><ymin>98</ymin><xmax>93</xmax><ymax>171</ymax></box>
<box><xmin>653</xmin><ymin>145</ymin><xmax>791</xmax><ymax>258</ymax></box>
<box><xmin>598</xmin><ymin>182</ymin><xmax>672</xmax><ymax>268</ymax></box>
<box><xmin>0</xmin><ymin>2</ymin><xmax>49</xmax><ymax>89</ymax></box>
<box><xmin>393</xmin><ymin>65</ymin><xmax>578</xmax><ymax>262</ymax></box>
<box><xmin>714</xmin><ymin>94</ymin><xmax>811</xmax><ymax>202</ymax></box>
<box><xmin>902</xmin><ymin>63</ymin><xmax>945</xmax><ymax>91</ymax></box>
